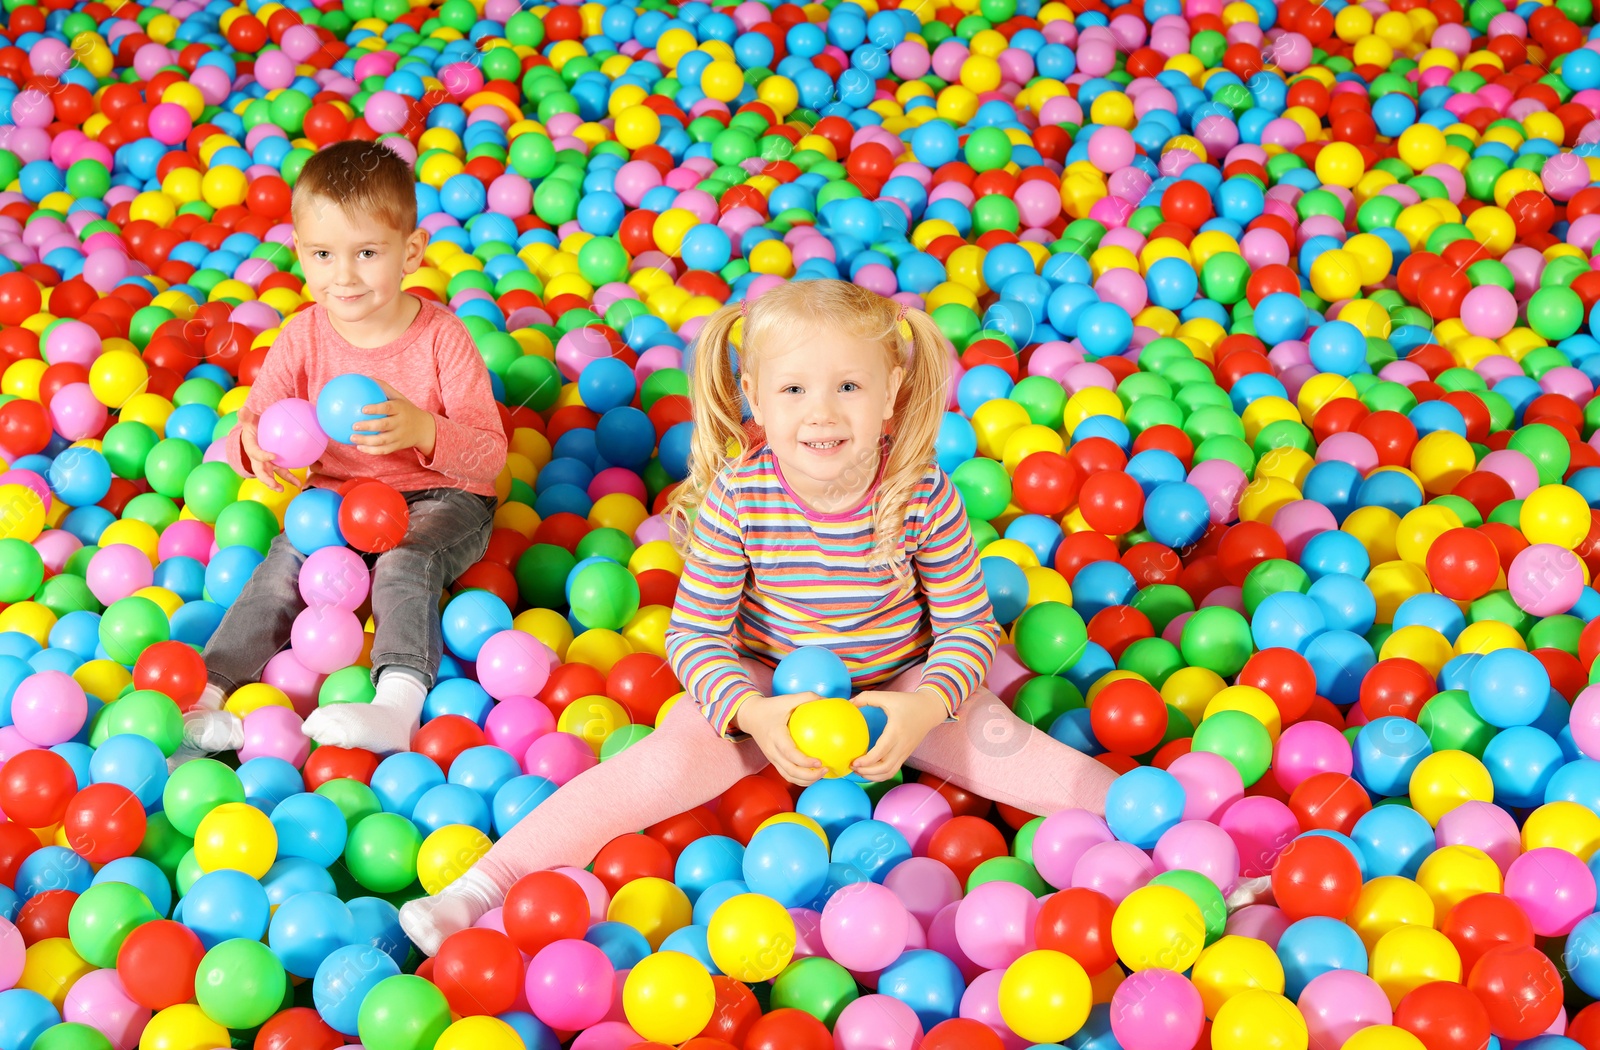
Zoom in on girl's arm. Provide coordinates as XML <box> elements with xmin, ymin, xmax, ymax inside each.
<box><xmin>664</xmin><ymin>474</ymin><xmax>765</xmax><ymax>736</ymax></box>
<box><xmin>912</xmin><ymin>468</ymin><xmax>1004</xmax><ymax>715</ymax></box>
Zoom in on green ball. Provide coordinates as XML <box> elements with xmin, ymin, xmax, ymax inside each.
<box><xmin>357</xmin><ymin>974</ymin><xmax>452</xmax><ymax>1050</ymax></box>
<box><xmin>211</xmin><ymin>500</ymin><xmax>279</xmax><ymax>556</ymax></box>
<box><xmin>317</xmin><ymin>777</ymin><xmax>382</xmax><ymax>831</ymax></box>
<box><xmin>533</xmin><ymin>178</ymin><xmax>579</xmax><ymax>225</ymax></box>
<box><xmin>135</xmin><ymin>812</ymin><xmax>192</xmax><ymax>881</ymax></box>
<box><xmin>575</xmin><ymin>527</ymin><xmax>635</xmax><ymax>565</ymax></box>
<box><xmin>1012</xmin><ymin>602</ymin><xmax>1088</xmax><ymax>675</ymax></box>
<box><xmin>576</xmin><ymin>236</ymin><xmax>630</xmax><ymax>285</ymax></box>
<box><xmin>1179</xmin><ymin>607</ymin><xmax>1254</xmax><ymax>677</ymax></box>
<box><xmin>143</xmin><ymin>438</ymin><xmax>202</xmax><ymax>498</ymax></box>
<box><xmin>1200</xmin><ymin>252</ymin><xmax>1251</xmax><ymax>305</ymax></box>
<box><xmin>32</xmin><ymin>1024</ymin><xmax>113</xmax><ymax>1050</ymax></box>
<box><xmin>1149</xmin><ymin>869</ymin><xmax>1227</xmax><ymax>945</ymax></box>
<box><xmin>345</xmin><ymin>812</ymin><xmax>423</xmax><ymax>892</ymax></box>
<box><xmin>68</xmin><ymin>881</ymin><xmax>157</xmax><ymax>969</ymax></box>
<box><xmin>600</xmin><ymin>723</ymin><xmax>652</xmax><ymax>758</ymax></box>
<box><xmin>181</xmin><ymin>461</ymin><xmax>242</xmax><ymax>524</ymax></box>
<box><xmin>195</xmin><ymin>939</ymin><xmax>287</xmax><ymax>1030</ymax></box>
<box><xmin>1419</xmin><ymin>689</ymin><xmax>1496</xmax><ymax>757</ymax></box>
<box><xmin>1012</xmin><ymin>675</ymin><xmax>1083</xmax><ymax>729</ymax></box>
<box><xmin>161</xmin><ymin>758</ymin><xmax>245</xmax><ymax>838</ymax></box>
<box><xmin>0</xmin><ymin>537</ymin><xmax>42</xmax><ymax>603</ymax></box>
<box><xmin>964</xmin><ymin>127</ymin><xmax>1013</xmax><ymax>172</ymax></box>
<box><xmin>502</xmin><ymin>356</ymin><xmax>561</xmax><ymax>411</ymax></box>
<box><xmin>121</xmin><ymin>493</ymin><xmax>178</xmax><ymax>533</ymax></box>
<box><xmin>1508</xmin><ymin>422</ymin><xmax>1571</xmax><ymax>486</ymax></box>
<box><xmin>1241</xmin><ymin>559</ymin><xmax>1310</xmax><ymax>616</ymax></box>
<box><xmin>967</xmin><ymin>855</ymin><xmax>1049</xmax><ymax>895</ymax></box>
<box><xmin>98</xmin><ymin>596</ymin><xmax>168</xmax><ymax>666</ymax></box>
<box><xmin>568</xmin><ymin>560</ymin><xmax>640</xmax><ymax>631</ymax></box>
<box><xmin>320</xmin><ymin>665</ymin><xmax>376</xmax><ymax>707</ymax></box>
<box><xmin>65</xmin><ymin>159</ymin><xmax>110</xmax><ymax>200</ymax></box>
<box><xmin>950</xmin><ymin>457</ymin><xmax>1012</xmax><ymax>521</ymax></box>
<box><xmin>1013</xmin><ymin>816</ymin><xmax>1044</xmax><ymax>865</ymax></box>
<box><xmin>770</xmin><ymin>957</ymin><xmax>859</xmax><ymax>1027</ymax></box>
<box><xmin>1191</xmin><ymin>709</ymin><xmax>1272</xmax><ymax>786</ymax></box>
<box><xmin>88</xmin><ymin>688</ymin><xmax>182</xmax><ymax>756</ymax></box>
<box><xmin>37</xmin><ymin>574</ymin><xmax>98</xmax><ymax>617</ymax></box>
<box><xmin>1526</xmin><ymin>286</ymin><xmax>1584</xmax><ymax>341</ymax></box>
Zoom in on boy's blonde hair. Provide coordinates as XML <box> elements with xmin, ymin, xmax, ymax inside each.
<box><xmin>291</xmin><ymin>140</ymin><xmax>418</xmax><ymax>235</ymax></box>
<box><xmin>668</xmin><ymin>280</ymin><xmax>952</xmax><ymax>575</ymax></box>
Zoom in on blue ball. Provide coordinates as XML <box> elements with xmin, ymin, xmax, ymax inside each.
<box><xmin>1276</xmin><ymin>916</ymin><xmax>1368</xmax><ymax>1000</ymax></box>
<box><xmin>1352</xmin><ymin>717</ymin><xmax>1433</xmax><ymax>796</ymax></box>
<box><xmin>1469</xmin><ymin>648</ymin><xmax>1551</xmax><ymax>728</ymax></box>
<box><xmin>1298</xmin><ymin>530</ymin><xmax>1370</xmax><ymax>580</ymax></box>
<box><xmin>204</xmin><ymin>545</ymin><xmax>264</xmax><ymax>608</ymax></box>
<box><xmin>271</xmin><ymin>793</ymin><xmax>349</xmax><ymax>867</ymax></box>
<box><xmin>576</xmin><ymin>357</ymin><xmax>637</xmax><ymax>415</ymax></box>
<box><xmin>90</xmin><ymin>733</ymin><xmax>167</xmax><ymax>809</ymax></box>
<box><xmin>879</xmin><ymin>949</ymin><xmax>965</xmax><ymax>1030</ymax></box>
<box><xmin>315</xmin><ymin>373</ymin><xmax>387</xmax><ymax>445</ymax></box>
<box><xmin>797</xmin><ymin>778</ymin><xmax>872</xmax><ymax>844</ymax></box>
<box><xmin>831</xmin><ymin>819</ymin><xmax>911</xmax><ymax>882</ymax></box>
<box><xmin>492</xmin><ymin>775</ymin><xmax>556</xmax><ymax>837</ymax></box>
<box><xmin>15</xmin><ymin>846</ymin><xmax>90</xmax><ymax>904</ymax></box>
<box><xmin>262</xmin><ymin>857</ymin><xmax>338</xmax><ymax>909</ymax></box>
<box><xmin>348</xmin><ymin>896</ymin><xmax>408</xmax><ymax>967</ymax></box>
<box><xmin>1308</xmin><ymin>320</ymin><xmax>1370</xmax><ymax>376</ymax></box>
<box><xmin>1103</xmin><ymin>766</ymin><xmax>1183</xmax><ymax>848</ymax></box>
<box><xmin>1350</xmin><ymin>805</ymin><xmax>1435</xmax><ymax>879</ymax></box>
<box><xmin>93</xmin><ymin>856</ymin><xmax>172</xmax><ymax>918</ymax></box>
<box><xmin>692</xmin><ymin>879</ymin><xmax>751</xmax><ymax>926</ymax></box>
<box><xmin>269</xmin><ymin>891</ymin><xmax>354</xmax><ymax>978</ymax></box>
<box><xmin>1566</xmin><ymin>913</ymin><xmax>1600</xmax><ymax>997</ymax></box>
<box><xmin>774</xmin><ymin>645</ymin><xmax>852</xmax><ymax>699</ymax></box>
<box><xmin>442</xmin><ymin>590</ymin><xmax>513</xmax><ymax>661</ymax></box>
<box><xmin>1483</xmin><ymin>725</ymin><xmax>1565</xmax><ymax>808</ymax></box>
<box><xmin>1144</xmin><ymin>481</ymin><xmax>1209</xmax><ymax>548</ymax></box>
<box><xmin>1145</xmin><ymin>257</ymin><xmax>1198</xmax><ymax>311</ymax></box>
<box><xmin>370</xmin><ymin>752</ymin><xmax>447</xmax><ymax>815</ymax></box>
<box><xmin>676</xmin><ymin>835</ymin><xmax>746</xmax><ymax>904</ymax></box>
<box><xmin>47</xmin><ymin>447</ymin><xmax>111</xmax><ymax>507</ymax></box>
<box><xmin>585</xmin><ymin>921</ymin><xmax>652</xmax><ymax>970</ymax></box>
<box><xmin>981</xmin><ymin>555</ymin><xmax>1029</xmax><ymax>625</ymax></box>
<box><xmin>1253</xmin><ymin>292</ymin><xmax>1309</xmax><ymax>345</ymax></box>
<box><xmin>284</xmin><ymin>489</ymin><xmax>345</xmax><ymax>554</ymax></box>
<box><xmin>412</xmin><ymin>783</ymin><xmax>491</xmax><ymax>835</ymax></box>
<box><xmin>314</xmin><ymin>944</ymin><xmax>400</xmax><ymax>1036</ymax></box>
<box><xmin>184</xmin><ymin>869</ymin><xmax>271</xmax><ymax>948</ymax></box>
<box><xmin>0</xmin><ymin>990</ymin><xmax>58</xmax><ymax>1050</ymax></box>
<box><xmin>743</xmin><ymin>822</ymin><xmax>829</xmax><ymax>908</ymax></box>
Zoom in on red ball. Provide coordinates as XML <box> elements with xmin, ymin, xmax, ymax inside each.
<box><xmin>61</xmin><ymin>782</ymin><xmax>146</xmax><ymax>864</ymax></box>
<box><xmin>719</xmin><ymin>774</ymin><xmax>794</xmax><ymax>844</ymax></box>
<box><xmin>1078</xmin><ymin>471</ymin><xmax>1144</xmax><ymax>534</ymax></box>
<box><xmin>1441</xmin><ymin>892</ymin><xmax>1535</xmax><ymax>976</ymax></box>
<box><xmin>1466</xmin><ymin>944</ymin><xmax>1563</xmax><ymax>1039</ymax></box>
<box><xmin>133</xmin><ymin>639</ymin><xmax>209</xmax><ymax>710</ymax></box>
<box><xmin>1269</xmin><ymin>833</ymin><xmax>1363</xmax><ymax>920</ymax></box>
<box><xmin>255</xmin><ymin>1007</ymin><xmax>344</xmax><ymax>1050</ymax></box>
<box><xmin>923</xmin><ymin>1019</ymin><xmax>1007</xmax><ymax>1050</ymax></box>
<box><xmin>503</xmin><ymin>870</ymin><xmax>591</xmax><ymax>956</ymax></box>
<box><xmin>1568</xmin><ymin>1001</ymin><xmax>1600</xmax><ymax>1050</ymax></box>
<box><xmin>1359</xmin><ymin>657</ymin><xmax>1437</xmax><ymax>722</ymax></box>
<box><xmin>411</xmin><ymin>714</ymin><xmax>486</xmax><ymax>776</ymax></box>
<box><xmin>1012</xmin><ymin>451</ymin><xmax>1081</xmax><ymax>517</ymax></box>
<box><xmin>539</xmin><ymin>662</ymin><xmax>607</xmax><ymax>719</ymax></box>
<box><xmin>302</xmin><ymin>745</ymin><xmax>379</xmax><ymax>789</ymax></box>
<box><xmin>0</xmin><ymin>749</ymin><xmax>79</xmax><ymax>828</ymax></box>
<box><xmin>645</xmin><ymin>806</ymin><xmax>723</xmax><ymax>862</ymax></box>
<box><xmin>116</xmin><ymin>919</ymin><xmax>205</xmax><ymax>1010</ymax></box>
<box><xmin>1160</xmin><ymin>179</ymin><xmax>1215</xmax><ymax>229</ymax></box>
<box><xmin>1395</xmin><ymin>981</ymin><xmax>1494</xmax><ymax>1050</ymax></box>
<box><xmin>0</xmin><ymin>821</ymin><xmax>40</xmax><ymax>886</ymax></box>
<box><xmin>1287</xmin><ymin>772</ymin><xmax>1371</xmax><ymax>834</ymax></box>
<box><xmin>338</xmin><ymin>481</ymin><xmax>410</xmax><ymax>553</ymax></box>
<box><xmin>1426</xmin><ymin>528</ymin><xmax>1501</xmax><ymax>602</ymax></box>
<box><xmin>1033</xmin><ymin>887</ymin><xmax>1118</xmax><ymax>974</ymax></box>
<box><xmin>1237</xmin><ymin>648</ymin><xmax>1318</xmax><ymax>724</ymax></box>
<box><xmin>606</xmin><ymin>652</ymin><xmax>680</xmax><ymax>725</ymax></box>
<box><xmin>699</xmin><ymin>976</ymin><xmax>761</xmax><ymax>1045</ymax></box>
<box><xmin>0</xmin><ymin>272</ymin><xmax>41</xmax><ymax>326</ymax></box>
<box><xmin>592</xmin><ymin>833</ymin><xmax>674</xmax><ymax>897</ymax></box>
<box><xmin>0</xmin><ymin>398</ymin><xmax>50</xmax><ymax>457</ymax></box>
<box><xmin>742</xmin><ymin>1008</ymin><xmax>834</xmax><ymax>1050</ymax></box>
<box><xmin>434</xmin><ymin>927</ymin><xmax>525</xmax><ymax>1017</ymax></box>
<box><xmin>1089</xmin><ymin>678</ymin><xmax>1168</xmax><ymax>755</ymax></box>
<box><xmin>15</xmin><ymin>890</ymin><xmax>74</xmax><ymax>945</ymax></box>
<box><xmin>925</xmin><ymin>815</ymin><xmax>1006</xmax><ymax>886</ymax></box>
<box><xmin>1217</xmin><ymin>521</ymin><xmax>1289</xmax><ymax>586</ymax></box>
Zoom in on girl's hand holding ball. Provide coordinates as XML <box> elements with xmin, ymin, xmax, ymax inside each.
<box><xmin>788</xmin><ymin>697</ymin><xmax>870</xmax><ymax>777</ymax></box>
<box><xmin>850</xmin><ymin>689</ymin><xmax>947</xmax><ymax>781</ymax></box>
<box><xmin>732</xmin><ymin>693</ymin><xmax>826</xmax><ymax>786</ymax></box>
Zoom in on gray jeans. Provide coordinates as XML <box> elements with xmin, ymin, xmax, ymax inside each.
<box><xmin>203</xmin><ymin>487</ymin><xmax>496</xmax><ymax>691</ymax></box>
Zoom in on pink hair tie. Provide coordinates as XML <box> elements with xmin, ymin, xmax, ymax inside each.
<box><xmin>897</xmin><ymin>303</ymin><xmax>907</xmax><ymax>322</ymax></box>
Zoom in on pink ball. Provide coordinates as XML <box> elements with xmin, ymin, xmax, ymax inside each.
<box><xmin>523</xmin><ymin>731</ymin><xmax>597</xmax><ymax>784</ymax></box>
<box><xmin>240</xmin><ymin>704</ymin><xmax>310</xmax><ymax>766</ymax></box>
<box><xmin>11</xmin><ymin>670</ymin><xmax>87</xmax><ymax>747</ymax></box>
<box><xmin>1297</xmin><ymin>970</ymin><xmax>1392</xmax><ymax>1050</ymax></box>
<box><xmin>526</xmin><ymin>939</ymin><xmax>614</xmax><ymax>1031</ymax></box>
<box><xmin>1014</xmin><ymin>180</ymin><xmax>1061</xmax><ymax>228</ymax></box>
<box><xmin>821</xmin><ymin>882</ymin><xmax>913</xmax><ymax>973</ymax></box>
<box><xmin>1272</xmin><ymin>500</ymin><xmax>1339</xmax><ymax>560</ymax></box>
<box><xmin>86</xmin><ymin>543</ymin><xmax>154</xmax><ymax>606</ymax></box>
<box><xmin>555</xmin><ymin>866</ymin><xmax>611</xmax><ymax>925</ymax></box>
<box><xmin>1152</xmin><ymin>819</ymin><xmax>1241</xmax><ymax>894</ymax></box>
<box><xmin>927</xmin><ymin>901</ymin><xmax>985</xmax><ymax>984</ymax></box>
<box><xmin>487</xmin><ymin>174</ymin><xmax>533</xmax><ymax>216</ymax></box>
<box><xmin>1111</xmin><ymin>967</ymin><xmax>1205</xmax><ymax>1050</ymax></box>
<box><xmin>1573</xmin><ymin>683</ymin><xmax>1600</xmax><ymax>759</ymax></box>
<box><xmin>1220</xmin><ymin>796</ymin><xmax>1298</xmax><ymax>877</ymax></box>
<box><xmin>959</xmin><ymin>969</ymin><xmax>1027</xmax><ymax>1050</ymax></box>
<box><xmin>1505</xmin><ymin>847</ymin><xmax>1596</xmax><ymax>936</ymax></box>
<box><xmin>1507</xmin><ymin>543</ymin><xmax>1585</xmax><ymax>616</ymax></box>
<box><xmin>146</xmin><ymin>101</ymin><xmax>193</xmax><ymax>146</ymax></box>
<box><xmin>261</xmin><ymin>650</ymin><xmax>324</xmax><ymax>718</ymax></box>
<box><xmin>790</xmin><ymin>906</ymin><xmax>827</xmax><ymax>960</ymax></box>
<box><xmin>872</xmin><ymin>783</ymin><xmax>952</xmax><ymax>856</ymax></box>
<box><xmin>476</xmin><ymin>629</ymin><xmax>552</xmax><ymax>701</ymax></box>
<box><xmin>1031</xmin><ymin>809</ymin><xmax>1115</xmax><ymax>890</ymax></box>
<box><xmin>1480</xmin><ymin>449</ymin><xmax>1540</xmax><ymax>498</ymax></box>
<box><xmin>1088</xmin><ymin>127</ymin><xmax>1136</xmax><ymax>173</ymax></box>
<box><xmin>63</xmin><ymin>967</ymin><xmax>150</xmax><ymax>1050</ymax></box>
<box><xmin>955</xmin><ymin>881</ymin><xmax>1039</xmax><ymax>970</ymax></box>
<box><xmin>44</xmin><ymin>319</ymin><xmax>99</xmax><ymax>365</ymax></box>
<box><xmin>486</xmin><ymin>696</ymin><xmax>555</xmax><ymax>758</ymax></box>
<box><xmin>33</xmin><ymin>530</ymin><xmax>81</xmax><ymax>574</ymax></box>
<box><xmin>1435</xmin><ymin>800</ymin><xmax>1522</xmax><ymax>874</ymax></box>
<box><xmin>289</xmin><ymin>606</ymin><xmax>365</xmax><ymax>674</ymax></box>
<box><xmin>1226</xmin><ymin>903</ymin><xmax>1289</xmax><ymax>946</ymax></box>
<box><xmin>1167</xmin><ymin>751</ymin><xmax>1244</xmax><ymax>822</ymax></box>
<box><xmin>883</xmin><ymin>856</ymin><xmax>962</xmax><ymax>933</ymax></box>
<box><xmin>834</xmin><ymin>994</ymin><xmax>925</xmax><ymax>1050</ymax></box>
<box><xmin>1460</xmin><ymin>284</ymin><xmax>1518</xmax><ymax>339</ymax></box>
<box><xmin>1070</xmin><ymin>840</ymin><xmax>1155</xmax><ymax>903</ymax></box>
<box><xmin>157</xmin><ymin>520</ymin><xmax>214</xmax><ymax>564</ymax></box>
<box><xmin>1273</xmin><ymin>720</ymin><xmax>1354</xmax><ymax>793</ymax></box>
<box><xmin>257</xmin><ymin>398</ymin><xmax>329</xmax><ymax>470</ymax></box>
<box><xmin>294</xmin><ymin>548</ymin><xmax>367</xmax><ymax>614</ymax></box>
<box><xmin>0</xmin><ymin>917</ymin><xmax>21</xmax><ymax>991</ymax></box>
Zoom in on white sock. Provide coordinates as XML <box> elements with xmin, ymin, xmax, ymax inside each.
<box><xmin>196</xmin><ymin>683</ymin><xmax>225</xmax><ymax>712</ymax></box>
<box><xmin>301</xmin><ymin>668</ymin><xmax>427</xmax><ymax>755</ymax></box>
<box><xmin>177</xmin><ymin>682</ymin><xmax>243</xmax><ymax>765</ymax></box>
<box><xmin>1225</xmin><ymin>874</ymin><xmax>1275</xmax><ymax>912</ymax></box>
<box><xmin>398</xmin><ymin>867</ymin><xmax>501</xmax><ymax>957</ymax></box>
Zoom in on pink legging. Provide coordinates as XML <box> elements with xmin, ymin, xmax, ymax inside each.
<box><xmin>473</xmin><ymin>661</ymin><xmax>1116</xmax><ymax>893</ymax></box>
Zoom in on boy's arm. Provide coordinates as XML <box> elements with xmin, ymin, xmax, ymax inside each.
<box><xmin>419</xmin><ymin>329</ymin><xmax>510</xmax><ymax>485</ymax></box>
<box><xmin>912</xmin><ymin>468</ymin><xmax>1004</xmax><ymax>716</ymax></box>
<box><xmin>663</xmin><ymin>475</ymin><xmax>765</xmax><ymax>737</ymax></box>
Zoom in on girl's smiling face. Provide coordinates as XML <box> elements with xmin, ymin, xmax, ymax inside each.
<box><xmin>741</xmin><ymin>328</ymin><xmax>904</xmax><ymax>512</ymax></box>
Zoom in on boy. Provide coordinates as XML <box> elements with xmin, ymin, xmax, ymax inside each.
<box><xmin>176</xmin><ymin>140</ymin><xmax>509</xmax><ymax>765</ymax></box>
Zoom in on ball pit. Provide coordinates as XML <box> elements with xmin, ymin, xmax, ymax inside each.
<box><xmin>6</xmin><ymin>0</ymin><xmax>1600</xmax><ymax>1043</ymax></box>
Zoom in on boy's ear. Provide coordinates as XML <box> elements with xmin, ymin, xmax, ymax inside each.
<box><xmin>403</xmin><ymin>227</ymin><xmax>429</xmax><ymax>272</ymax></box>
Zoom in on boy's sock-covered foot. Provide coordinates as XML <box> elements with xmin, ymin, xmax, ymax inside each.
<box><xmin>301</xmin><ymin>669</ymin><xmax>426</xmax><ymax>755</ymax></box>
<box><xmin>170</xmin><ymin>683</ymin><xmax>239</xmax><ymax>770</ymax></box>
<box><xmin>399</xmin><ymin>867</ymin><xmax>499</xmax><ymax>956</ymax></box>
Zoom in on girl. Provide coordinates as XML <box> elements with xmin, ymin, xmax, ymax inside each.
<box><xmin>399</xmin><ymin>280</ymin><xmax>1117</xmax><ymax>955</ymax></box>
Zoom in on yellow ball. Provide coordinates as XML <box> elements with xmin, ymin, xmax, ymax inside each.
<box><xmin>1347</xmin><ymin>876</ymin><xmax>1436</xmax><ymax>952</ymax></box>
<box><xmin>1410</xmin><ymin>432</ymin><xmax>1475</xmax><ymax>496</ymax></box>
<box><xmin>18</xmin><ymin>938</ymin><xmax>92</xmax><ymax>1010</ymax></box>
<box><xmin>434</xmin><ymin>1017</ymin><xmax>525</xmax><ymax>1050</ymax></box>
<box><xmin>1410</xmin><ymin>750</ymin><xmax>1494</xmax><ymax>826</ymax></box>
<box><xmin>417</xmin><ymin>824</ymin><xmax>492</xmax><ymax>895</ymax></box>
<box><xmin>193</xmin><ymin>801</ymin><xmax>277</xmax><ymax>879</ymax></box>
<box><xmin>1310</xmin><ymin>250</ymin><xmax>1363</xmax><ymax>301</ymax></box>
<box><xmin>1192</xmin><ymin>936</ymin><xmax>1286</xmax><ymax>1017</ymax></box>
<box><xmin>1521</xmin><ymin>484</ymin><xmax>1591</xmax><ymax>548</ymax></box>
<box><xmin>1522</xmin><ymin>800</ymin><xmax>1600</xmax><ymax>860</ymax></box>
<box><xmin>0</xmin><ymin>484</ymin><xmax>45</xmax><ymax>542</ymax></box>
<box><xmin>1212</xmin><ymin>990</ymin><xmax>1308</xmax><ymax>1050</ymax></box>
<box><xmin>1345</xmin><ymin>1027</ymin><xmax>1430</xmax><ymax>1050</ymax></box>
<box><xmin>1111</xmin><ymin>885</ymin><xmax>1206</xmax><ymax>972</ymax></box>
<box><xmin>1369</xmin><ymin>925</ymin><xmax>1461</xmax><ymax>1006</ymax></box>
<box><xmin>998</xmin><ymin>949</ymin><xmax>1093</xmax><ymax>1045</ymax></box>
<box><xmin>1315</xmin><ymin>142</ymin><xmax>1366</xmax><ymax>188</ymax></box>
<box><xmin>700</xmin><ymin>59</ymin><xmax>745</xmax><ymax>103</ymax></box>
<box><xmin>788</xmin><ymin>698</ymin><xmax>870</xmax><ymax>778</ymax></box>
<box><xmin>140</xmin><ymin>1004</ymin><xmax>231</xmax><ymax>1050</ymax></box>
<box><xmin>614</xmin><ymin>105</ymin><xmax>662</xmax><ymax>150</ymax></box>
<box><xmin>1414</xmin><ymin>844</ymin><xmax>1502</xmax><ymax>922</ymax></box>
<box><xmin>89</xmin><ymin>350</ymin><xmax>149</xmax><ymax>407</ymax></box>
<box><xmin>223</xmin><ymin>682</ymin><xmax>292</xmax><ymax>717</ymax></box>
<box><xmin>556</xmin><ymin>693</ymin><xmax>630</xmax><ymax>755</ymax></box>
<box><xmin>623</xmin><ymin>950</ymin><xmax>718</xmax><ymax>1045</ymax></box>
<box><xmin>1398</xmin><ymin>125</ymin><xmax>1448</xmax><ymax>170</ymax></box>
<box><xmin>608</xmin><ymin>876</ymin><xmax>692</xmax><ymax>950</ymax></box>
<box><xmin>707</xmin><ymin>893</ymin><xmax>796</xmax><ymax>982</ymax></box>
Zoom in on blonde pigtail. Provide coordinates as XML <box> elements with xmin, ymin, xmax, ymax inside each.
<box><xmin>665</xmin><ymin>303</ymin><xmax>747</xmax><ymax>555</ymax></box>
<box><xmin>870</xmin><ymin>306</ymin><xmax>952</xmax><ymax>575</ymax></box>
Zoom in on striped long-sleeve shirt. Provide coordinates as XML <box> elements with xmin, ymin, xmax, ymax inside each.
<box><xmin>664</xmin><ymin>443</ymin><xmax>1003</xmax><ymax>737</ymax></box>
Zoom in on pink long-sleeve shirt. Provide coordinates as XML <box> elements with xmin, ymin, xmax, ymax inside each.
<box><xmin>226</xmin><ymin>297</ymin><xmax>507</xmax><ymax>495</ymax></box>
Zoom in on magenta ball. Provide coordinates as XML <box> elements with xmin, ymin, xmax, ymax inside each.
<box><xmin>241</xmin><ymin>705</ymin><xmax>310</xmax><ymax>766</ymax></box>
<box><xmin>526</xmin><ymin>939</ymin><xmax>614</xmax><ymax>1032</ymax></box>
<box><xmin>476</xmin><ymin>629</ymin><xmax>552</xmax><ymax>701</ymax></box>
<box><xmin>1219</xmin><ymin>796</ymin><xmax>1298</xmax><ymax>877</ymax></box>
<box><xmin>257</xmin><ymin>398</ymin><xmax>330</xmax><ymax>470</ymax></box>
<box><xmin>1111</xmin><ymin>967</ymin><xmax>1204</xmax><ymax>1050</ymax></box>
<box><xmin>485</xmin><ymin>696</ymin><xmax>555</xmax><ymax>758</ymax></box>
<box><xmin>1272</xmin><ymin>720</ymin><xmax>1354</xmax><ymax>793</ymax></box>
<box><xmin>297</xmin><ymin>546</ymin><xmax>370</xmax><ymax>611</ymax></box>
<box><xmin>289</xmin><ymin>605</ymin><xmax>365</xmax><ymax>674</ymax></box>
<box><xmin>1504</xmin><ymin>847</ymin><xmax>1596</xmax><ymax>936</ymax></box>
<box><xmin>1167</xmin><ymin>751</ymin><xmax>1244</xmax><ymax>822</ymax></box>
<box><xmin>523</xmin><ymin>731</ymin><xmax>597</xmax><ymax>784</ymax></box>
<box><xmin>10</xmin><ymin>669</ymin><xmax>86</xmax><ymax>747</ymax></box>
<box><xmin>872</xmin><ymin>783</ymin><xmax>952</xmax><ymax>856</ymax></box>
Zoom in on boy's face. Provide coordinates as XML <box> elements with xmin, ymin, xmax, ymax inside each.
<box><xmin>292</xmin><ymin>195</ymin><xmax>428</xmax><ymax>334</ymax></box>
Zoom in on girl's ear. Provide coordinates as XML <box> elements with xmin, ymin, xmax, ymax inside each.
<box><xmin>884</xmin><ymin>365</ymin><xmax>905</xmax><ymax>421</ymax></box>
<box><xmin>740</xmin><ymin>369</ymin><xmax>763</xmax><ymax>426</ymax></box>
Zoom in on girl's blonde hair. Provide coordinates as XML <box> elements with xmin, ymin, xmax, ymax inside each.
<box><xmin>666</xmin><ymin>280</ymin><xmax>952</xmax><ymax>575</ymax></box>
